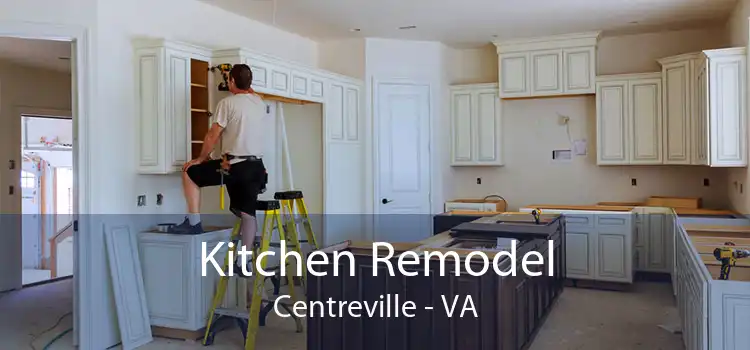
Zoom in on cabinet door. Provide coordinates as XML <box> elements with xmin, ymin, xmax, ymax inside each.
<box><xmin>450</xmin><ymin>90</ymin><xmax>473</xmax><ymax>164</ymax></box>
<box><xmin>563</xmin><ymin>47</ymin><xmax>595</xmax><ymax>94</ymax></box>
<box><xmin>709</xmin><ymin>54</ymin><xmax>747</xmax><ymax>166</ymax></box>
<box><xmin>645</xmin><ymin>213</ymin><xmax>668</xmax><ymax>272</ymax></box>
<box><xmin>531</xmin><ymin>50</ymin><xmax>563</xmax><ymax>95</ymax></box>
<box><xmin>344</xmin><ymin>84</ymin><xmax>361</xmax><ymax>141</ymax></box>
<box><xmin>166</xmin><ymin>49</ymin><xmax>191</xmax><ymax>170</ymax></box>
<box><xmin>662</xmin><ymin>61</ymin><xmax>692</xmax><ymax>164</ymax></box>
<box><xmin>565</xmin><ymin>228</ymin><xmax>594</xmax><ymax>279</ymax></box>
<box><xmin>499</xmin><ymin>53</ymin><xmax>530</xmax><ymax>98</ymax></box>
<box><xmin>693</xmin><ymin>59</ymin><xmax>709</xmax><ymax>165</ymax></box>
<box><xmin>596</xmin><ymin>81</ymin><xmax>629</xmax><ymax>164</ymax></box>
<box><xmin>629</xmin><ymin>78</ymin><xmax>663</xmax><ymax>164</ymax></box>
<box><xmin>595</xmin><ymin>214</ymin><xmax>632</xmax><ymax>282</ymax></box>
<box><xmin>136</xmin><ymin>47</ymin><xmax>164</xmax><ymax>173</ymax></box>
<box><xmin>596</xmin><ymin>232</ymin><xmax>628</xmax><ymax>280</ymax></box>
<box><xmin>474</xmin><ymin>89</ymin><xmax>502</xmax><ymax>164</ymax></box>
<box><xmin>290</xmin><ymin>69</ymin><xmax>311</xmax><ymax>101</ymax></box>
<box><xmin>326</xmin><ymin>82</ymin><xmax>346</xmax><ymax>141</ymax></box>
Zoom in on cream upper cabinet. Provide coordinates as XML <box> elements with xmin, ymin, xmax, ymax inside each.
<box><xmin>494</xmin><ymin>32</ymin><xmax>600</xmax><ymax>99</ymax></box>
<box><xmin>704</xmin><ymin>48</ymin><xmax>747</xmax><ymax>167</ymax></box>
<box><xmin>659</xmin><ymin>54</ymin><xmax>695</xmax><ymax>165</ymax></box>
<box><xmin>596</xmin><ymin>73</ymin><xmax>663</xmax><ymax>165</ymax></box>
<box><xmin>659</xmin><ymin>48</ymin><xmax>747</xmax><ymax>167</ymax></box>
<box><xmin>450</xmin><ymin>83</ymin><xmax>503</xmax><ymax>166</ymax></box>
<box><xmin>134</xmin><ymin>39</ymin><xmax>212</xmax><ymax>174</ymax></box>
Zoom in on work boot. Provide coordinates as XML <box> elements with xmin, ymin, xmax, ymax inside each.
<box><xmin>168</xmin><ymin>217</ymin><xmax>204</xmax><ymax>234</ymax></box>
<box><xmin>234</xmin><ymin>257</ymin><xmax>254</xmax><ymax>277</ymax></box>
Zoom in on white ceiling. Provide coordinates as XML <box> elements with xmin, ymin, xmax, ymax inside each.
<box><xmin>0</xmin><ymin>37</ymin><xmax>71</xmax><ymax>72</ymax></box>
<box><xmin>201</xmin><ymin>0</ymin><xmax>737</xmax><ymax>47</ymax></box>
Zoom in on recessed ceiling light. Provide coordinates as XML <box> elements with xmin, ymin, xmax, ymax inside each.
<box><xmin>398</xmin><ymin>25</ymin><xmax>417</xmax><ymax>30</ymax></box>
<box><xmin>350</xmin><ymin>28</ymin><xmax>361</xmax><ymax>32</ymax></box>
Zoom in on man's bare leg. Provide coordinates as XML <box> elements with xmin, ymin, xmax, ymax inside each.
<box><xmin>238</xmin><ymin>212</ymin><xmax>266</xmax><ymax>303</ymax></box>
<box><xmin>169</xmin><ymin>171</ymin><xmax>205</xmax><ymax>234</ymax></box>
<box><xmin>182</xmin><ymin>171</ymin><xmax>201</xmax><ymax>225</ymax></box>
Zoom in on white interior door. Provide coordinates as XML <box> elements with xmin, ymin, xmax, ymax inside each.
<box><xmin>374</xmin><ymin>81</ymin><xmax>431</xmax><ymax>242</ymax></box>
<box><xmin>21</xmin><ymin>161</ymin><xmax>42</xmax><ymax>269</ymax></box>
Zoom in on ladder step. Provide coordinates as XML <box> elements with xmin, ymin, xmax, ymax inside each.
<box><xmin>215</xmin><ymin>307</ymin><xmax>251</xmax><ymax>319</ymax></box>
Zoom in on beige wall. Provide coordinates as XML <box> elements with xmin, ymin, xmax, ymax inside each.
<box><xmin>318</xmin><ymin>39</ymin><xmax>366</xmax><ymax>80</ymax></box>
<box><xmin>281</xmin><ymin>103</ymin><xmax>324</xmax><ymax>215</ymax></box>
<box><xmin>0</xmin><ymin>60</ymin><xmax>72</xmax><ymax>215</ymax></box>
<box><xmin>727</xmin><ymin>0</ymin><xmax>750</xmax><ymax>214</ymax></box>
<box><xmin>445</xmin><ymin>26</ymin><xmax>733</xmax><ymax>210</ymax></box>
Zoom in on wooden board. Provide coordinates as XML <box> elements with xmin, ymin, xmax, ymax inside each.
<box><xmin>683</xmin><ymin>224</ymin><xmax>750</xmax><ymax>232</ymax></box>
<box><xmin>522</xmin><ymin>204</ymin><xmax>635</xmax><ymax>212</ymax></box>
<box><xmin>597</xmin><ymin>201</ymin><xmax>645</xmax><ymax>206</ymax></box>
<box><xmin>673</xmin><ymin>208</ymin><xmax>737</xmax><ymax>215</ymax></box>
<box><xmin>646</xmin><ymin>196</ymin><xmax>701</xmax><ymax>209</ymax></box>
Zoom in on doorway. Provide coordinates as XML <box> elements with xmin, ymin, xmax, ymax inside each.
<box><xmin>21</xmin><ymin>115</ymin><xmax>74</xmax><ymax>285</ymax></box>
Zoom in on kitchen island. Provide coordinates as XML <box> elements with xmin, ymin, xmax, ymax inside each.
<box><xmin>307</xmin><ymin>213</ymin><xmax>566</xmax><ymax>350</ymax></box>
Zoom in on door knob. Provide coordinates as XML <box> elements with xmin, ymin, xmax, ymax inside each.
<box><xmin>382</xmin><ymin>198</ymin><xmax>393</xmax><ymax>204</ymax></box>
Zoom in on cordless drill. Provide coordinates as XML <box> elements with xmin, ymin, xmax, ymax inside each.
<box><xmin>713</xmin><ymin>242</ymin><xmax>750</xmax><ymax>280</ymax></box>
<box><xmin>210</xmin><ymin>63</ymin><xmax>233</xmax><ymax>91</ymax></box>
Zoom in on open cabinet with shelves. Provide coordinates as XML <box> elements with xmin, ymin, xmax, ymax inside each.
<box><xmin>190</xmin><ymin>59</ymin><xmax>210</xmax><ymax>160</ymax></box>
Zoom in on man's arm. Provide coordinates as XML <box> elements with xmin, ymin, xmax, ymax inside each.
<box><xmin>196</xmin><ymin>122</ymin><xmax>223</xmax><ymax>161</ymax></box>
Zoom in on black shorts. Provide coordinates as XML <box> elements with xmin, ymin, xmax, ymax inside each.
<box><xmin>186</xmin><ymin>158</ymin><xmax>268</xmax><ymax>216</ymax></box>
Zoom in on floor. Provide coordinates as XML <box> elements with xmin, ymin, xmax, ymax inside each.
<box><xmin>0</xmin><ymin>279</ymin><xmax>684</xmax><ymax>350</ymax></box>
<box><xmin>23</xmin><ymin>268</ymin><xmax>52</xmax><ymax>285</ymax></box>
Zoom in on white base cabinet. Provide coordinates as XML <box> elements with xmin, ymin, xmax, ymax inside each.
<box><xmin>596</xmin><ymin>73</ymin><xmax>663</xmax><ymax>165</ymax></box>
<box><xmin>137</xmin><ymin>229</ymin><xmax>232</xmax><ymax>331</ymax></box>
<box><xmin>520</xmin><ymin>208</ymin><xmax>634</xmax><ymax>283</ymax></box>
<box><xmin>493</xmin><ymin>32</ymin><xmax>601</xmax><ymax>98</ymax></box>
<box><xmin>449</xmin><ymin>83</ymin><xmax>503</xmax><ymax>166</ymax></box>
<box><xmin>633</xmin><ymin>207</ymin><xmax>673</xmax><ymax>274</ymax></box>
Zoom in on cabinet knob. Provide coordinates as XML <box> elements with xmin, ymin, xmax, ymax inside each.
<box><xmin>381</xmin><ymin>198</ymin><xmax>393</xmax><ymax>204</ymax></box>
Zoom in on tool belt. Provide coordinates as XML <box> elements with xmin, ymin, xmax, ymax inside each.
<box><xmin>224</xmin><ymin>154</ymin><xmax>262</xmax><ymax>161</ymax></box>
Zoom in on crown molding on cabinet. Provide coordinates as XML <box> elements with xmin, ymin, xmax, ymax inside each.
<box><xmin>492</xmin><ymin>31</ymin><xmax>602</xmax><ymax>54</ymax></box>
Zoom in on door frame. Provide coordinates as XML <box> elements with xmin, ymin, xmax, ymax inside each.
<box><xmin>18</xmin><ymin>110</ymin><xmax>73</xmax><ymax>274</ymax></box>
<box><xmin>0</xmin><ymin>21</ymin><xmax>93</xmax><ymax>348</ymax></box>
<box><xmin>369</xmin><ymin>78</ymin><xmax>434</xmax><ymax>229</ymax></box>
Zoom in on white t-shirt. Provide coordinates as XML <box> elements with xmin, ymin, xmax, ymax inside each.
<box><xmin>210</xmin><ymin>93</ymin><xmax>266</xmax><ymax>160</ymax></box>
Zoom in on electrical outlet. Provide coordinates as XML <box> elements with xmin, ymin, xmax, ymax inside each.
<box><xmin>137</xmin><ymin>195</ymin><xmax>146</xmax><ymax>207</ymax></box>
<box><xmin>703</xmin><ymin>178</ymin><xmax>710</xmax><ymax>187</ymax></box>
<box><xmin>156</xmin><ymin>193</ymin><xmax>163</xmax><ymax>206</ymax></box>
<box><xmin>557</xmin><ymin>115</ymin><xmax>570</xmax><ymax>125</ymax></box>
<box><xmin>476</xmin><ymin>177</ymin><xmax>482</xmax><ymax>185</ymax></box>
<box><xmin>631</xmin><ymin>178</ymin><xmax>637</xmax><ymax>186</ymax></box>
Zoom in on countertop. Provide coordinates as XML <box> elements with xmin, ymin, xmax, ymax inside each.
<box><xmin>520</xmin><ymin>203</ymin><xmax>738</xmax><ymax>216</ymax></box>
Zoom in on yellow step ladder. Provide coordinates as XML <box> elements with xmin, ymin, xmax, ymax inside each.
<box><xmin>202</xmin><ymin>191</ymin><xmax>318</xmax><ymax>350</ymax></box>
<box><xmin>273</xmin><ymin>190</ymin><xmax>319</xmax><ymax>290</ymax></box>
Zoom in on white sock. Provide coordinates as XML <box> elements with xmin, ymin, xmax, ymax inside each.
<box><xmin>188</xmin><ymin>213</ymin><xmax>201</xmax><ymax>225</ymax></box>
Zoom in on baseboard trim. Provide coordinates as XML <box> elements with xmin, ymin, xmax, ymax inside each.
<box><xmin>634</xmin><ymin>271</ymin><xmax>672</xmax><ymax>283</ymax></box>
<box><xmin>22</xmin><ymin>275</ymin><xmax>73</xmax><ymax>288</ymax></box>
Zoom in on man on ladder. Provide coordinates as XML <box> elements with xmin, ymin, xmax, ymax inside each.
<box><xmin>170</xmin><ymin>63</ymin><xmax>266</xmax><ymax>277</ymax></box>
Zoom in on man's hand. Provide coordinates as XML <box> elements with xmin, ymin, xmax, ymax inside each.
<box><xmin>183</xmin><ymin>157</ymin><xmax>206</xmax><ymax>172</ymax></box>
